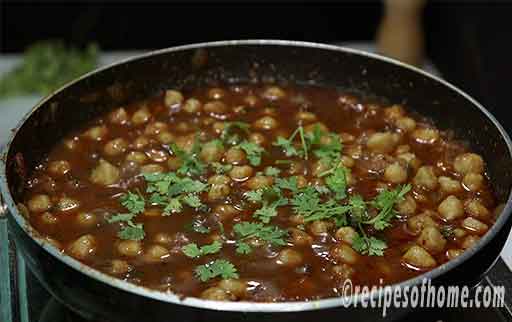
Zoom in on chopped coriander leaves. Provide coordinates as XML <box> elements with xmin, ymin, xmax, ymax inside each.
<box><xmin>233</xmin><ymin>222</ymin><xmax>288</xmax><ymax>254</ymax></box>
<box><xmin>238</xmin><ymin>141</ymin><xmax>265</xmax><ymax>166</ymax></box>
<box><xmin>365</xmin><ymin>184</ymin><xmax>412</xmax><ymax>230</ymax></box>
<box><xmin>324</xmin><ymin>166</ymin><xmax>348</xmax><ymax>200</ymax></box>
<box><xmin>170</xmin><ymin>140</ymin><xmax>206</xmax><ymax>177</ymax></box>
<box><xmin>182</xmin><ymin>241</ymin><xmax>222</xmax><ymax>258</ymax></box>
<box><xmin>118</xmin><ymin>222</ymin><xmax>145</xmax><ymax>241</ymax></box>
<box><xmin>120</xmin><ymin>192</ymin><xmax>145</xmax><ymax>214</ymax></box>
<box><xmin>264</xmin><ymin>166</ymin><xmax>281</xmax><ymax>177</ymax></box>
<box><xmin>195</xmin><ymin>259</ymin><xmax>239</xmax><ymax>282</ymax></box>
<box><xmin>211</xmin><ymin>162</ymin><xmax>233</xmax><ymax>174</ymax></box>
<box><xmin>220</xmin><ymin>121</ymin><xmax>250</xmax><ymax>145</ymax></box>
<box><xmin>352</xmin><ymin>234</ymin><xmax>387</xmax><ymax>256</ymax></box>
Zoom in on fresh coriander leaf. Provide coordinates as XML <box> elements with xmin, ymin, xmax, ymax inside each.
<box><xmin>233</xmin><ymin>222</ymin><xmax>288</xmax><ymax>248</ymax></box>
<box><xmin>365</xmin><ymin>184</ymin><xmax>412</xmax><ymax>230</ymax></box>
<box><xmin>274</xmin><ymin>135</ymin><xmax>300</xmax><ymax>157</ymax></box>
<box><xmin>182</xmin><ymin>243</ymin><xmax>202</xmax><ymax>258</ymax></box>
<box><xmin>275</xmin><ymin>176</ymin><xmax>299</xmax><ymax>193</ymax></box>
<box><xmin>239</xmin><ymin>141</ymin><xmax>265</xmax><ymax>166</ymax></box>
<box><xmin>170</xmin><ymin>142</ymin><xmax>206</xmax><ymax>177</ymax></box>
<box><xmin>107</xmin><ymin>213</ymin><xmax>136</xmax><ymax>223</ymax></box>
<box><xmin>163</xmin><ymin>198</ymin><xmax>182</xmax><ymax>215</ymax></box>
<box><xmin>119</xmin><ymin>191</ymin><xmax>145</xmax><ymax>214</ymax></box>
<box><xmin>236</xmin><ymin>242</ymin><xmax>252</xmax><ymax>254</ymax></box>
<box><xmin>245</xmin><ymin>189</ymin><xmax>264</xmax><ymax>203</ymax></box>
<box><xmin>352</xmin><ymin>234</ymin><xmax>387</xmax><ymax>256</ymax></box>
<box><xmin>182</xmin><ymin>194</ymin><xmax>203</xmax><ymax>208</ymax></box>
<box><xmin>253</xmin><ymin>205</ymin><xmax>278</xmax><ymax>223</ymax></box>
<box><xmin>325</xmin><ymin>166</ymin><xmax>348</xmax><ymax>200</ymax></box>
<box><xmin>211</xmin><ymin>162</ymin><xmax>233</xmax><ymax>174</ymax></box>
<box><xmin>195</xmin><ymin>259</ymin><xmax>239</xmax><ymax>282</ymax></box>
<box><xmin>291</xmin><ymin>187</ymin><xmax>350</xmax><ymax>223</ymax></box>
<box><xmin>348</xmin><ymin>195</ymin><xmax>368</xmax><ymax>223</ymax></box>
<box><xmin>221</xmin><ymin>122</ymin><xmax>250</xmax><ymax>144</ymax></box>
<box><xmin>314</xmin><ymin>185</ymin><xmax>331</xmax><ymax>195</ymax></box>
<box><xmin>264</xmin><ymin>166</ymin><xmax>281</xmax><ymax>177</ymax></box>
<box><xmin>182</xmin><ymin>241</ymin><xmax>222</xmax><ymax>258</ymax></box>
<box><xmin>118</xmin><ymin>223</ymin><xmax>145</xmax><ymax>241</ymax></box>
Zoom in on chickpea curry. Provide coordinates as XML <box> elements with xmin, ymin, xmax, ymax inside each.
<box><xmin>22</xmin><ymin>85</ymin><xmax>499</xmax><ymax>302</ymax></box>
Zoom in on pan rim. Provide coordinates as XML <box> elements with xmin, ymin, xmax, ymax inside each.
<box><xmin>1</xmin><ymin>39</ymin><xmax>512</xmax><ymax>313</ymax></box>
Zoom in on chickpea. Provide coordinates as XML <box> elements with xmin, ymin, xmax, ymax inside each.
<box><xmin>438</xmin><ymin>195</ymin><xmax>464</xmax><ymax>221</ymax></box>
<box><xmin>396</xmin><ymin>195</ymin><xmax>417</xmax><ymax>217</ymax></box>
<box><xmin>225</xmin><ymin>147</ymin><xmax>246</xmax><ymax>165</ymax></box>
<box><xmin>109</xmin><ymin>259</ymin><xmax>132</xmax><ymax>275</ymax></box>
<box><xmin>446</xmin><ymin>249</ymin><xmax>464</xmax><ymax>260</ymax></box>
<box><xmin>183</xmin><ymin>98</ymin><xmax>202</xmax><ymax>113</ymax></box>
<box><xmin>218</xmin><ymin>279</ymin><xmax>246</xmax><ymax>297</ymax></box>
<box><xmin>56</xmin><ymin>197</ymin><xmax>80</xmax><ymax>212</ymax></box>
<box><xmin>201</xmin><ymin>287</ymin><xmax>233</xmax><ymax>301</ymax></box>
<box><xmin>84</xmin><ymin>125</ymin><xmax>108</xmax><ymax>141</ymax></box>
<box><xmin>397</xmin><ymin>152</ymin><xmax>422</xmax><ymax>171</ymax></box>
<box><xmin>90</xmin><ymin>159</ymin><xmax>120</xmax><ymax>186</ymax></box>
<box><xmin>144</xmin><ymin>208</ymin><xmax>162</xmax><ymax>217</ymax></box>
<box><xmin>462</xmin><ymin>217</ymin><xmax>489</xmax><ymax>234</ymax></box>
<box><xmin>345</xmin><ymin>145</ymin><xmax>363</xmax><ymax>159</ymax></box>
<box><xmin>402</xmin><ymin>245</ymin><xmax>436</xmax><ymax>268</ymax></box>
<box><xmin>453</xmin><ymin>153</ymin><xmax>484</xmax><ymax>175</ymax></box>
<box><xmin>146</xmin><ymin>149</ymin><xmax>168</xmax><ymax>163</ymax></box>
<box><xmin>208</xmin><ymin>184</ymin><xmax>230</xmax><ymax>201</ymax></box>
<box><xmin>395</xmin><ymin>117</ymin><xmax>416</xmax><ymax>132</ymax></box>
<box><xmin>165</xmin><ymin>157</ymin><xmax>182</xmax><ymax>171</ymax></box>
<box><xmin>140</xmin><ymin>164</ymin><xmax>164</xmax><ymax>174</ymax></box>
<box><xmin>143</xmin><ymin>245</ymin><xmax>170</xmax><ymax>263</ymax></box>
<box><xmin>384</xmin><ymin>105</ymin><xmax>405</xmax><ymax>120</ymax></box>
<box><xmin>462</xmin><ymin>173</ymin><xmax>484</xmax><ymax>191</ymax></box>
<box><xmin>67</xmin><ymin>234</ymin><xmax>96</xmax><ymax>259</ymax></box>
<box><xmin>262</xmin><ymin>86</ymin><xmax>286</xmax><ymax>101</ymax></box>
<box><xmin>311</xmin><ymin>160</ymin><xmax>331</xmax><ymax>177</ymax></box>
<box><xmin>144</xmin><ymin>122</ymin><xmax>168</xmax><ymax>136</ymax></box>
<box><xmin>453</xmin><ymin>228</ymin><xmax>467</xmax><ymax>239</ymax></box>
<box><xmin>411</xmin><ymin>128</ymin><xmax>439</xmax><ymax>144</ymax></box>
<box><xmin>309</xmin><ymin>220</ymin><xmax>334</xmax><ymax>236</ymax></box>
<box><xmin>244</xmin><ymin>95</ymin><xmax>259</xmax><ymax>107</ymax></box>
<box><xmin>339</xmin><ymin>132</ymin><xmax>355</xmax><ymax>144</ymax></box>
<box><xmin>157</xmin><ymin>131</ymin><xmax>175</xmax><ymax>144</ymax></box>
<box><xmin>384</xmin><ymin>162</ymin><xmax>408</xmax><ymax>183</ymax></box>
<box><xmin>213</xmin><ymin>204</ymin><xmax>239</xmax><ymax>221</ymax></box>
<box><xmin>417</xmin><ymin>226</ymin><xmax>447</xmax><ymax>254</ymax></box>
<box><xmin>249</xmin><ymin>133</ymin><xmax>266</xmax><ymax>145</ymax></box>
<box><xmin>253</xmin><ymin>116</ymin><xmax>279</xmax><ymax>130</ymax></box>
<box><xmin>246</xmin><ymin>175</ymin><xmax>273</xmax><ymax>190</ymax></box>
<box><xmin>126</xmin><ymin>151</ymin><xmax>147</xmax><ymax>164</ymax></box>
<box><xmin>76</xmin><ymin>212</ymin><xmax>97</xmax><ymax>228</ymax></box>
<box><xmin>465</xmin><ymin>199</ymin><xmax>490</xmax><ymax>219</ymax></box>
<box><xmin>395</xmin><ymin>144</ymin><xmax>410</xmax><ymax>155</ymax></box>
<box><xmin>332</xmin><ymin>264</ymin><xmax>355</xmax><ymax>280</ymax></box>
<box><xmin>133</xmin><ymin>136</ymin><xmax>150</xmax><ymax>150</ymax></box>
<box><xmin>48</xmin><ymin>160</ymin><xmax>71</xmax><ymax>176</ymax></box>
<box><xmin>40</xmin><ymin>212</ymin><xmax>58</xmax><ymax>225</ymax></box>
<box><xmin>438</xmin><ymin>176</ymin><xmax>462</xmax><ymax>194</ymax></box>
<box><xmin>204</xmin><ymin>101</ymin><xmax>227</xmax><ymax>114</ymax></box>
<box><xmin>407</xmin><ymin>212</ymin><xmax>438</xmax><ymax>234</ymax></box>
<box><xmin>366</xmin><ymin>132</ymin><xmax>399</xmax><ymax>154</ymax></box>
<box><xmin>175</xmin><ymin>121</ymin><xmax>192</xmax><ymax>133</ymax></box>
<box><xmin>295</xmin><ymin>111</ymin><xmax>317</xmax><ymax>123</ymax></box>
<box><xmin>164</xmin><ymin>89</ymin><xmax>184</xmax><ymax>107</ymax></box>
<box><xmin>335</xmin><ymin>227</ymin><xmax>358</xmax><ymax>245</ymax></box>
<box><xmin>104</xmin><ymin>138</ymin><xmax>128</xmax><ymax>156</ymax></box>
<box><xmin>153</xmin><ymin>232</ymin><xmax>173</xmax><ymax>244</ymax></box>
<box><xmin>28</xmin><ymin>194</ymin><xmax>52</xmax><ymax>213</ymax></box>
<box><xmin>208</xmin><ymin>88</ymin><xmax>226</xmax><ymax>100</ymax></box>
<box><xmin>200</xmin><ymin>141</ymin><xmax>225</xmax><ymax>163</ymax></box>
<box><xmin>289</xmin><ymin>228</ymin><xmax>313</xmax><ymax>246</ymax></box>
<box><xmin>64</xmin><ymin>137</ymin><xmax>80</xmax><ymax>150</ymax></box>
<box><xmin>413</xmin><ymin>166</ymin><xmax>438</xmax><ymax>190</ymax></box>
<box><xmin>229</xmin><ymin>165</ymin><xmax>253</xmax><ymax>181</ymax></box>
<box><xmin>115</xmin><ymin>240</ymin><xmax>142</xmax><ymax>257</ymax></box>
<box><xmin>174</xmin><ymin>134</ymin><xmax>195</xmax><ymax>152</ymax></box>
<box><xmin>461</xmin><ymin>235</ymin><xmax>480</xmax><ymax>249</ymax></box>
<box><xmin>109</xmin><ymin>108</ymin><xmax>129</xmax><ymax>124</ymax></box>
<box><xmin>331</xmin><ymin>244</ymin><xmax>359</xmax><ymax>265</ymax></box>
<box><xmin>277</xmin><ymin>249</ymin><xmax>303</xmax><ymax>266</ymax></box>
<box><xmin>131</xmin><ymin>108</ymin><xmax>151</xmax><ymax>125</ymax></box>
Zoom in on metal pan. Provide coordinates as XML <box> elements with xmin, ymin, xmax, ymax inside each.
<box><xmin>2</xmin><ymin>40</ymin><xmax>512</xmax><ymax>322</ymax></box>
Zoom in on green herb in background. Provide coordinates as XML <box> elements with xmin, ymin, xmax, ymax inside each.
<box><xmin>0</xmin><ymin>41</ymin><xmax>99</xmax><ymax>97</ymax></box>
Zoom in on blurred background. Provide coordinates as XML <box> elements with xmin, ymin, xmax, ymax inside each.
<box><xmin>1</xmin><ymin>1</ymin><xmax>512</xmax><ymax>128</ymax></box>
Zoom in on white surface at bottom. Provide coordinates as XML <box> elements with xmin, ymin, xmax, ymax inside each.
<box><xmin>1</xmin><ymin>45</ymin><xmax>511</xmax><ymax>271</ymax></box>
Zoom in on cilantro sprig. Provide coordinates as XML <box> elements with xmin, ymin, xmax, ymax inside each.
<box><xmin>107</xmin><ymin>192</ymin><xmax>146</xmax><ymax>241</ymax></box>
<box><xmin>233</xmin><ymin>222</ymin><xmax>288</xmax><ymax>254</ymax></box>
<box><xmin>182</xmin><ymin>241</ymin><xmax>222</xmax><ymax>258</ymax></box>
<box><xmin>195</xmin><ymin>259</ymin><xmax>239</xmax><ymax>282</ymax></box>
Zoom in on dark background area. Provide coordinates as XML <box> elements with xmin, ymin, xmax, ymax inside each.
<box><xmin>2</xmin><ymin>2</ymin><xmax>512</xmax><ymax>128</ymax></box>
